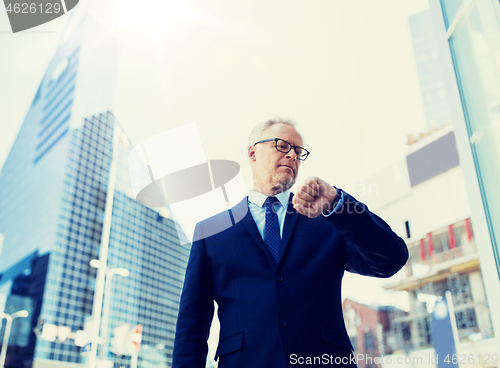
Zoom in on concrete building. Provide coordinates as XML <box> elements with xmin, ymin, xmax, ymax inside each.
<box><xmin>354</xmin><ymin>124</ymin><xmax>497</xmax><ymax>367</ymax></box>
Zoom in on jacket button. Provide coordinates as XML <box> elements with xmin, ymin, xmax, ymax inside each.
<box><xmin>279</xmin><ymin>319</ymin><xmax>287</xmax><ymax>327</ymax></box>
<box><xmin>275</xmin><ymin>276</ymin><xmax>284</xmax><ymax>282</ymax></box>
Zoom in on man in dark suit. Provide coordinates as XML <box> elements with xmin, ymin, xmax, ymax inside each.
<box><xmin>172</xmin><ymin>117</ymin><xmax>408</xmax><ymax>367</ymax></box>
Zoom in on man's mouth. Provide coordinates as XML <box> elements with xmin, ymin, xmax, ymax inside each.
<box><xmin>279</xmin><ymin>165</ymin><xmax>294</xmax><ymax>173</ymax></box>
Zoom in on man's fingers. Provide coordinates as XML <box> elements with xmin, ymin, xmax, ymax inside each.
<box><xmin>294</xmin><ymin>201</ymin><xmax>320</xmax><ymax>218</ymax></box>
<box><xmin>293</xmin><ymin>177</ymin><xmax>333</xmax><ymax>219</ymax></box>
<box><xmin>293</xmin><ymin>197</ymin><xmax>317</xmax><ymax>209</ymax></box>
<box><xmin>296</xmin><ymin>189</ymin><xmax>315</xmax><ymax>203</ymax></box>
<box><xmin>293</xmin><ymin>202</ymin><xmax>309</xmax><ymax>215</ymax></box>
<box><xmin>293</xmin><ymin>197</ymin><xmax>313</xmax><ymax>208</ymax></box>
<box><xmin>296</xmin><ymin>178</ymin><xmax>320</xmax><ymax>201</ymax></box>
<box><xmin>306</xmin><ymin>177</ymin><xmax>320</xmax><ymax>191</ymax></box>
<box><xmin>304</xmin><ymin>177</ymin><xmax>320</xmax><ymax>195</ymax></box>
<box><xmin>318</xmin><ymin>183</ymin><xmax>336</xmax><ymax>199</ymax></box>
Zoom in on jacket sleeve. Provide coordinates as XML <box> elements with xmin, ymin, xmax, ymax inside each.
<box><xmin>323</xmin><ymin>189</ymin><xmax>409</xmax><ymax>278</ymax></box>
<box><xmin>172</xmin><ymin>223</ymin><xmax>214</xmax><ymax>368</ymax></box>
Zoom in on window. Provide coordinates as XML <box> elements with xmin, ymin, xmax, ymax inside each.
<box><xmin>364</xmin><ymin>331</ymin><xmax>374</xmax><ymax>351</ymax></box>
<box><xmin>402</xmin><ymin>322</ymin><xmax>412</xmax><ymax>342</ymax></box>
<box><xmin>445</xmin><ymin>0</ymin><xmax>500</xmax><ymax>274</ymax></box>
<box><xmin>447</xmin><ymin>274</ymin><xmax>473</xmax><ymax>305</ymax></box>
<box><xmin>455</xmin><ymin>307</ymin><xmax>478</xmax><ymax>330</ymax></box>
<box><xmin>453</xmin><ymin>224</ymin><xmax>466</xmax><ymax>247</ymax></box>
<box><xmin>431</xmin><ymin>231</ymin><xmax>449</xmax><ymax>254</ymax></box>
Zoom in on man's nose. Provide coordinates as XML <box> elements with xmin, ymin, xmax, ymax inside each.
<box><xmin>286</xmin><ymin>149</ymin><xmax>298</xmax><ymax>161</ymax></box>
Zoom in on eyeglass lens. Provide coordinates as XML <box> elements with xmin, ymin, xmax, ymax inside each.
<box><xmin>276</xmin><ymin>139</ymin><xmax>307</xmax><ymax>159</ymax></box>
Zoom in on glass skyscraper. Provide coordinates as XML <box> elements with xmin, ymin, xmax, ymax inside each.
<box><xmin>408</xmin><ymin>9</ymin><xmax>453</xmax><ymax>130</ymax></box>
<box><xmin>429</xmin><ymin>0</ymin><xmax>500</xmax><ymax>352</ymax></box>
<box><xmin>0</xmin><ymin>8</ymin><xmax>188</xmax><ymax>368</ymax></box>
<box><xmin>437</xmin><ymin>0</ymin><xmax>500</xmax><ymax>275</ymax></box>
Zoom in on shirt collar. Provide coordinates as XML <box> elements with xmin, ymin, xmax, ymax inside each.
<box><xmin>248</xmin><ymin>189</ymin><xmax>291</xmax><ymax>209</ymax></box>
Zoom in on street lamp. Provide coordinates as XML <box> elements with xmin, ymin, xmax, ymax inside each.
<box><xmin>0</xmin><ymin>310</ymin><xmax>29</xmax><ymax>368</ymax></box>
<box><xmin>87</xmin><ymin>127</ymin><xmax>129</xmax><ymax>368</ymax></box>
<box><xmin>89</xmin><ymin>259</ymin><xmax>129</xmax><ymax>362</ymax></box>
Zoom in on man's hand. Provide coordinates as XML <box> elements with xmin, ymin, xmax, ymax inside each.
<box><xmin>292</xmin><ymin>177</ymin><xmax>338</xmax><ymax>218</ymax></box>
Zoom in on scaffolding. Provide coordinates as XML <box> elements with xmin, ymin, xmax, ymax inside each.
<box><xmin>388</xmin><ymin>273</ymin><xmax>494</xmax><ymax>352</ymax></box>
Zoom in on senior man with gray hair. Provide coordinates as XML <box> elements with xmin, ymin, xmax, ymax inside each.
<box><xmin>172</xmin><ymin>116</ymin><xmax>408</xmax><ymax>367</ymax></box>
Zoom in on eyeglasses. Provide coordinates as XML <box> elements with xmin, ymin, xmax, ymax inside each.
<box><xmin>253</xmin><ymin>138</ymin><xmax>310</xmax><ymax>161</ymax></box>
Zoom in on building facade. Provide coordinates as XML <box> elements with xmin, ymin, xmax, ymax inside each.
<box><xmin>342</xmin><ymin>299</ymin><xmax>394</xmax><ymax>368</ymax></box>
<box><xmin>427</xmin><ymin>0</ymin><xmax>500</xmax><ymax>352</ymax></box>
<box><xmin>354</xmin><ymin>125</ymin><xmax>497</xmax><ymax>366</ymax></box>
<box><xmin>0</xmin><ymin>9</ymin><xmax>188</xmax><ymax>368</ymax></box>
<box><xmin>408</xmin><ymin>9</ymin><xmax>453</xmax><ymax>131</ymax></box>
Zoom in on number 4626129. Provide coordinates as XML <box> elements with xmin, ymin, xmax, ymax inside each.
<box><xmin>444</xmin><ymin>354</ymin><xmax>499</xmax><ymax>365</ymax></box>
<box><xmin>5</xmin><ymin>3</ymin><xmax>62</xmax><ymax>14</ymax></box>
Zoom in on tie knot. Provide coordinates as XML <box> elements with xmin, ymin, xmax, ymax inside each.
<box><xmin>264</xmin><ymin>196</ymin><xmax>279</xmax><ymax>208</ymax></box>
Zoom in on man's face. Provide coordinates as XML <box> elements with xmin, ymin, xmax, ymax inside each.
<box><xmin>249</xmin><ymin>123</ymin><xmax>304</xmax><ymax>194</ymax></box>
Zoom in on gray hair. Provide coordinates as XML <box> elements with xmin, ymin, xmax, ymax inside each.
<box><xmin>247</xmin><ymin>116</ymin><xmax>304</xmax><ymax>148</ymax></box>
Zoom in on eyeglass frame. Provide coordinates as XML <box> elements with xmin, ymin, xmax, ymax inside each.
<box><xmin>253</xmin><ymin>138</ymin><xmax>310</xmax><ymax>161</ymax></box>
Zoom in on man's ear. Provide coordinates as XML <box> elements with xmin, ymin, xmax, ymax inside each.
<box><xmin>248</xmin><ymin>146</ymin><xmax>257</xmax><ymax>162</ymax></box>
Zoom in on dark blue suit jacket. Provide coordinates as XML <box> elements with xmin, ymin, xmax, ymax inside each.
<box><xmin>172</xmin><ymin>190</ymin><xmax>408</xmax><ymax>367</ymax></box>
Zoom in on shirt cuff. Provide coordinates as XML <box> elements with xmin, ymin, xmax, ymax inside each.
<box><xmin>322</xmin><ymin>188</ymin><xmax>344</xmax><ymax>217</ymax></box>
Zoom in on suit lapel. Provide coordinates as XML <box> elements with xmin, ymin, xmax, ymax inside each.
<box><xmin>231</xmin><ymin>197</ymin><xmax>269</xmax><ymax>259</ymax></box>
<box><xmin>232</xmin><ymin>194</ymin><xmax>301</xmax><ymax>267</ymax></box>
<box><xmin>278</xmin><ymin>193</ymin><xmax>300</xmax><ymax>263</ymax></box>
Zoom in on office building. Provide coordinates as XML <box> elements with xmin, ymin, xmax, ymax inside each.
<box><xmin>408</xmin><ymin>9</ymin><xmax>453</xmax><ymax>131</ymax></box>
<box><xmin>428</xmin><ymin>0</ymin><xmax>500</xmax><ymax>352</ymax></box>
<box><xmin>354</xmin><ymin>125</ymin><xmax>497</xmax><ymax>366</ymax></box>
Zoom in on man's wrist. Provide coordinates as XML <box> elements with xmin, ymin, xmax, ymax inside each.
<box><xmin>322</xmin><ymin>187</ymin><xmax>343</xmax><ymax>217</ymax></box>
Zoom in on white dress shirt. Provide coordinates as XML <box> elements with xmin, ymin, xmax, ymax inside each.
<box><xmin>248</xmin><ymin>190</ymin><xmax>290</xmax><ymax>240</ymax></box>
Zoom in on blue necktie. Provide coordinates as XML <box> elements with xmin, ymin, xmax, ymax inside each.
<box><xmin>264</xmin><ymin>196</ymin><xmax>281</xmax><ymax>264</ymax></box>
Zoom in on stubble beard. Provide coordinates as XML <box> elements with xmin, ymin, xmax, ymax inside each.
<box><xmin>268</xmin><ymin>172</ymin><xmax>295</xmax><ymax>195</ymax></box>
<box><xmin>252</xmin><ymin>168</ymin><xmax>296</xmax><ymax>196</ymax></box>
